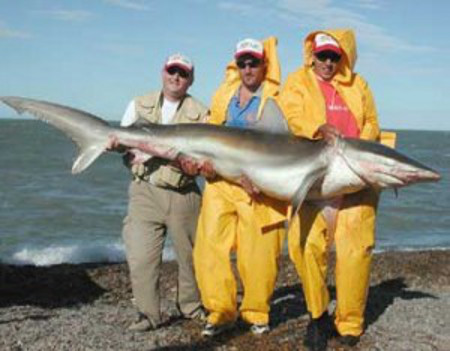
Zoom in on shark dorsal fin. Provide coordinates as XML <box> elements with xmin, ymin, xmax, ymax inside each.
<box><xmin>253</xmin><ymin>97</ymin><xmax>290</xmax><ymax>134</ymax></box>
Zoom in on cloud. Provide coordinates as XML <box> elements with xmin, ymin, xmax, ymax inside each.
<box><xmin>353</xmin><ymin>0</ymin><xmax>381</xmax><ymax>10</ymax></box>
<box><xmin>279</xmin><ymin>0</ymin><xmax>435</xmax><ymax>52</ymax></box>
<box><xmin>104</xmin><ymin>0</ymin><xmax>152</xmax><ymax>11</ymax></box>
<box><xmin>37</xmin><ymin>10</ymin><xmax>94</xmax><ymax>22</ymax></box>
<box><xmin>218</xmin><ymin>1</ymin><xmax>254</xmax><ymax>15</ymax></box>
<box><xmin>0</xmin><ymin>22</ymin><xmax>31</xmax><ymax>39</ymax></box>
<box><xmin>218</xmin><ymin>0</ymin><xmax>435</xmax><ymax>54</ymax></box>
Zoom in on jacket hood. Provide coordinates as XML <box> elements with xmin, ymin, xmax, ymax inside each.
<box><xmin>304</xmin><ymin>29</ymin><xmax>357</xmax><ymax>83</ymax></box>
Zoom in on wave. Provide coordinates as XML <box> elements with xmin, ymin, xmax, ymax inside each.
<box><xmin>373</xmin><ymin>246</ymin><xmax>450</xmax><ymax>254</ymax></box>
<box><xmin>2</xmin><ymin>242</ymin><xmax>176</xmax><ymax>266</ymax></box>
<box><xmin>2</xmin><ymin>241</ymin><xmax>449</xmax><ymax>267</ymax></box>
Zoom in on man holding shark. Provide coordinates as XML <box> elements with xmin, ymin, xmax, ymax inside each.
<box><xmin>0</xmin><ymin>30</ymin><xmax>440</xmax><ymax>344</ymax></box>
<box><xmin>278</xmin><ymin>29</ymin><xmax>385</xmax><ymax>350</ymax></box>
<box><xmin>118</xmin><ymin>53</ymin><xmax>209</xmax><ymax>332</ymax></box>
<box><xmin>192</xmin><ymin>37</ymin><xmax>288</xmax><ymax>337</ymax></box>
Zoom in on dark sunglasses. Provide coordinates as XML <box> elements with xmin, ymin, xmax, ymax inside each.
<box><xmin>166</xmin><ymin>66</ymin><xmax>190</xmax><ymax>79</ymax></box>
<box><xmin>315</xmin><ymin>51</ymin><xmax>342</xmax><ymax>63</ymax></box>
<box><xmin>236</xmin><ymin>58</ymin><xmax>262</xmax><ymax>69</ymax></box>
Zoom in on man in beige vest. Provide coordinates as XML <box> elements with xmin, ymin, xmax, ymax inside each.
<box><xmin>120</xmin><ymin>53</ymin><xmax>209</xmax><ymax>331</ymax></box>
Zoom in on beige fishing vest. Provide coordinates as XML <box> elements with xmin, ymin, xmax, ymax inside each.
<box><xmin>132</xmin><ymin>91</ymin><xmax>209</xmax><ymax>189</ymax></box>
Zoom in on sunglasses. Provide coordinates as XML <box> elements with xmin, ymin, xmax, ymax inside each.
<box><xmin>236</xmin><ymin>58</ymin><xmax>262</xmax><ymax>69</ymax></box>
<box><xmin>166</xmin><ymin>66</ymin><xmax>190</xmax><ymax>79</ymax></box>
<box><xmin>315</xmin><ymin>51</ymin><xmax>342</xmax><ymax>63</ymax></box>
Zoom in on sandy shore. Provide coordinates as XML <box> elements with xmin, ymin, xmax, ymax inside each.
<box><xmin>1</xmin><ymin>250</ymin><xmax>449</xmax><ymax>350</ymax></box>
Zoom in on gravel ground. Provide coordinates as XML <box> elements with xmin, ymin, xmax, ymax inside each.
<box><xmin>1</xmin><ymin>250</ymin><xmax>449</xmax><ymax>350</ymax></box>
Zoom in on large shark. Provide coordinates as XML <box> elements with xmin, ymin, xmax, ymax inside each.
<box><xmin>0</xmin><ymin>96</ymin><xmax>441</xmax><ymax>222</ymax></box>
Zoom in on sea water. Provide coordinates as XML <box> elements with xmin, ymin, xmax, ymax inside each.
<box><xmin>0</xmin><ymin>120</ymin><xmax>448</xmax><ymax>266</ymax></box>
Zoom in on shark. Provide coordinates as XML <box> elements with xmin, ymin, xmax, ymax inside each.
<box><xmin>0</xmin><ymin>96</ymin><xmax>441</xmax><ymax>223</ymax></box>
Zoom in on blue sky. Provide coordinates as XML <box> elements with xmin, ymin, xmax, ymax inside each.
<box><xmin>0</xmin><ymin>0</ymin><xmax>449</xmax><ymax>130</ymax></box>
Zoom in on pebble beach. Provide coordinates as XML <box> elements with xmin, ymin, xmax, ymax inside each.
<box><xmin>1</xmin><ymin>250</ymin><xmax>449</xmax><ymax>351</ymax></box>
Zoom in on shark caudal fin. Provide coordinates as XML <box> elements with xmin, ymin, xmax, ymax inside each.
<box><xmin>0</xmin><ymin>96</ymin><xmax>113</xmax><ymax>174</ymax></box>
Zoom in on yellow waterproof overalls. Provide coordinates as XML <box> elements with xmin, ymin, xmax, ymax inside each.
<box><xmin>194</xmin><ymin>37</ymin><xmax>287</xmax><ymax>326</ymax></box>
<box><xmin>278</xmin><ymin>29</ymin><xmax>394</xmax><ymax>336</ymax></box>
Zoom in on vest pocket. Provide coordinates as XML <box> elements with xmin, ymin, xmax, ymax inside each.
<box><xmin>184</xmin><ymin>112</ymin><xmax>201</xmax><ymax>121</ymax></box>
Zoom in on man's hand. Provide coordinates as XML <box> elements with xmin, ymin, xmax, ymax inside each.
<box><xmin>199</xmin><ymin>160</ymin><xmax>216</xmax><ymax>180</ymax></box>
<box><xmin>178</xmin><ymin>157</ymin><xmax>217</xmax><ymax>180</ymax></box>
<box><xmin>131</xmin><ymin>163</ymin><xmax>147</xmax><ymax>178</ymax></box>
<box><xmin>122</xmin><ymin>152</ymin><xmax>149</xmax><ymax>183</ymax></box>
<box><xmin>106</xmin><ymin>136</ymin><xmax>127</xmax><ymax>153</ymax></box>
<box><xmin>239</xmin><ymin>175</ymin><xmax>261</xmax><ymax>199</ymax></box>
<box><xmin>178</xmin><ymin>157</ymin><xmax>200</xmax><ymax>176</ymax></box>
<box><xmin>314</xmin><ymin>124</ymin><xmax>342</xmax><ymax>143</ymax></box>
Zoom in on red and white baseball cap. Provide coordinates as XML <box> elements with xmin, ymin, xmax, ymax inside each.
<box><xmin>234</xmin><ymin>38</ymin><xmax>264</xmax><ymax>60</ymax></box>
<box><xmin>313</xmin><ymin>33</ymin><xmax>342</xmax><ymax>55</ymax></box>
<box><xmin>165</xmin><ymin>53</ymin><xmax>193</xmax><ymax>72</ymax></box>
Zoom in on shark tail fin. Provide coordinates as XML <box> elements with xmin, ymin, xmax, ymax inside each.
<box><xmin>0</xmin><ymin>96</ymin><xmax>113</xmax><ymax>174</ymax></box>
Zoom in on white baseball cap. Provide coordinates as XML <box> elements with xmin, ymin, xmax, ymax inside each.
<box><xmin>234</xmin><ymin>38</ymin><xmax>264</xmax><ymax>60</ymax></box>
<box><xmin>313</xmin><ymin>33</ymin><xmax>342</xmax><ymax>55</ymax></box>
<box><xmin>165</xmin><ymin>53</ymin><xmax>193</xmax><ymax>72</ymax></box>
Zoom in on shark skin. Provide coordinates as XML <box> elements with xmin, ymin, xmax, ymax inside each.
<box><xmin>0</xmin><ymin>96</ymin><xmax>441</xmax><ymax>223</ymax></box>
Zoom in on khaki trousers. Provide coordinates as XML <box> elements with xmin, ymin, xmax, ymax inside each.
<box><xmin>123</xmin><ymin>181</ymin><xmax>202</xmax><ymax>325</ymax></box>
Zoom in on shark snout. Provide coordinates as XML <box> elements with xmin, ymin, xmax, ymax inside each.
<box><xmin>400</xmin><ymin>168</ymin><xmax>441</xmax><ymax>185</ymax></box>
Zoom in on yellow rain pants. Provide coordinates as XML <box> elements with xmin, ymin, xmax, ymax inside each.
<box><xmin>277</xmin><ymin>29</ymin><xmax>395</xmax><ymax>337</ymax></box>
<box><xmin>194</xmin><ymin>36</ymin><xmax>287</xmax><ymax>326</ymax></box>
<box><xmin>288</xmin><ymin>189</ymin><xmax>378</xmax><ymax>336</ymax></box>
<box><xmin>288</xmin><ymin>130</ymin><xmax>395</xmax><ymax>336</ymax></box>
<box><xmin>194</xmin><ymin>180</ymin><xmax>285</xmax><ymax>325</ymax></box>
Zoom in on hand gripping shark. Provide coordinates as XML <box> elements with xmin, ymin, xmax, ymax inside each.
<box><xmin>0</xmin><ymin>96</ymin><xmax>441</xmax><ymax>224</ymax></box>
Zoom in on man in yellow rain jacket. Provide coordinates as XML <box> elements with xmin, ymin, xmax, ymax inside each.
<box><xmin>278</xmin><ymin>29</ymin><xmax>381</xmax><ymax>350</ymax></box>
<box><xmin>193</xmin><ymin>37</ymin><xmax>287</xmax><ymax>337</ymax></box>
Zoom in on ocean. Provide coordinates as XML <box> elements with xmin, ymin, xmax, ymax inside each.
<box><xmin>0</xmin><ymin>119</ymin><xmax>448</xmax><ymax>266</ymax></box>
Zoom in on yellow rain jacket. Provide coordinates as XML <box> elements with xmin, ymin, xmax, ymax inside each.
<box><xmin>194</xmin><ymin>37</ymin><xmax>286</xmax><ymax>326</ymax></box>
<box><xmin>208</xmin><ymin>36</ymin><xmax>288</xmax><ymax>228</ymax></box>
<box><xmin>278</xmin><ymin>29</ymin><xmax>383</xmax><ymax>337</ymax></box>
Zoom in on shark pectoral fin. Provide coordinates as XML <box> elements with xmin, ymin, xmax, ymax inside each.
<box><xmin>319</xmin><ymin>198</ymin><xmax>342</xmax><ymax>247</ymax></box>
<box><xmin>72</xmin><ymin>144</ymin><xmax>105</xmax><ymax>174</ymax></box>
<box><xmin>287</xmin><ymin>169</ymin><xmax>327</xmax><ymax>232</ymax></box>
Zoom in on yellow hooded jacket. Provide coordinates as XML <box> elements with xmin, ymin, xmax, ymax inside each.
<box><xmin>207</xmin><ymin>36</ymin><xmax>287</xmax><ymax>228</ymax></box>
<box><xmin>278</xmin><ymin>29</ymin><xmax>387</xmax><ymax>336</ymax></box>
<box><xmin>278</xmin><ymin>29</ymin><xmax>380</xmax><ymax>141</ymax></box>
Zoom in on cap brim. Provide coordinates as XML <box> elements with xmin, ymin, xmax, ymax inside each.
<box><xmin>234</xmin><ymin>50</ymin><xmax>264</xmax><ymax>60</ymax></box>
<box><xmin>165</xmin><ymin>63</ymin><xmax>192</xmax><ymax>72</ymax></box>
<box><xmin>313</xmin><ymin>44</ymin><xmax>342</xmax><ymax>55</ymax></box>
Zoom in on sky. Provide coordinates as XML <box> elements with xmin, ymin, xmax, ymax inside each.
<box><xmin>0</xmin><ymin>0</ymin><xmax>449</xmax><ymax>131</ymax></box>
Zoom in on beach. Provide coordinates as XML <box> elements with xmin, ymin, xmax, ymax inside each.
<box><xmin>1</xmin><ymin>249</ymin><xmax>449</xmax><ymax>350</ymax></box>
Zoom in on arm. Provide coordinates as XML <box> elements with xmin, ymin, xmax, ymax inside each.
<box><xmin>277</xmin><ymin>74</ymin><xmax>307</xmax><ymax>137</ymax></box>
<box><xmin>277</xmin><ymin>72</ymin><xmax>323</xmax><ymax>139</ymax></box>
